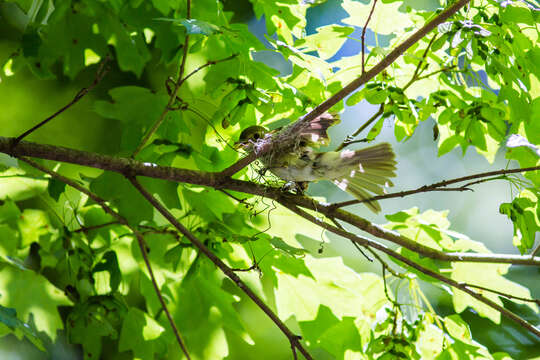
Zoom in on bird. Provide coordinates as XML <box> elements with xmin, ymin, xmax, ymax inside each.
<box><xmin>236</xmin><ymin>112</ymin><xmax>397</xmax><ymax>213</ymax></box>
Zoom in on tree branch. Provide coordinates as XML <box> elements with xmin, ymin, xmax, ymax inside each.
<box><xmin>127</xmin><ymin>176</ymin><xmax>314</xmax><ymax>360</ymax></box>
<box><xmin>19</xmin><ymin>158</ymin><xmax>192</xmax><ymax>359</ymax></box>
<box><xmin>221</xmin><ymin>0</ymin><xmax>471</xmax><ymax>175</ymax></box>
<box><xmin>2</xmin><ymin>137</ymin><xmax>539</xmax><ymax>267</ymax></box>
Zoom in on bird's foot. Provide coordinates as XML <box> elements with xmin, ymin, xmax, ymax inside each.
<box><xmin>282</xmin><ymin>181</ymin><xmax>308</xmax><ymax>195</ymax></box>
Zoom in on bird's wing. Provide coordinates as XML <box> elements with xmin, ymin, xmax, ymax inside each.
<box><xmin>300</xmin><ymin>112</ymin><xmax>340</xmax><ymax>147</ymax></box>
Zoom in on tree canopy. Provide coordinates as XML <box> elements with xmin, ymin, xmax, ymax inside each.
<box><xmin>0</xmin><ymin>0</ymin><xmax>539</xmax><ymax>359</ymax></box>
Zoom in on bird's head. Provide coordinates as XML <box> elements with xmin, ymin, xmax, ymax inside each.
<box><xmin>235</xmin><ymin>125</ymin><xmax>268</xmax><ymax>149</ymax></box>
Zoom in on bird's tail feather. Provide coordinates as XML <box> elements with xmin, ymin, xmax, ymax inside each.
<box><xmin>332</xmin><ymin>143</ymin><xmax>396</xmax><ymax>213</ymax></box>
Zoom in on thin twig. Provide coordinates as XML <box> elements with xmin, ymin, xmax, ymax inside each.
<box><xmin>19</xmin><ymin>158</ymin><xmax>192</xmax><ymax>359</ymax></box>
<box><xmin>73</xmin><ymin>221</ymin><xmax>120</xmax><ymax>233</ymax></box>
<box><xmin>402</xmin><ymin>35</ymin><xmax>437</xmax><ymax>91</ymax></box>
<box><xmin>177</xmin><ymin>54</ymin><xmax>238</xmax><ymax>88</ymax></box>
<box><xmin>361</xmin><ymin>0</ymin><xmax>379</xmax><ymax>74</ymax></box>
<box><xmin>367</xmin><ymin>247</ymin><xmax>404</xmax><ymax>278</ymax></box>
<box><xmin>332</xmin><ymin>166</ymin><xmax>540</xmax><ymax>208</ymax></box>
<box><xmin>185</xmin><ymin>106</ymin><xmax>238</xmax><ymax>151</ymax></box>
<box><xmin>127</xmin><ymin>176</ymin><xmax>314</xmax><ymax>360</ymax></box>
<box><xmin>459</xmin><ymin>175</ymin><xmax>506</xmax><ymax>188</ymax></box>
<box><xmin>220</xmin><ymin>0</ymin><xmax>472</xmax><ymax>176</ymax></box>
<box><xmin>132</xmin><ymin>0</ymin><xmax>192</xmax><ymax>158</ymax></box>
<box><xmin>335</xmin><ymin>104</ymin><xmax>384</xmax><ymax>151</ymax></box>
<box><xmin>461</xmin><ymin>284</ymin><xmax>540</xmax><ymax>305</ymax></box>
<box><xmin>330</xmin><ymin>215</ymin><xmax>374</xmax><ymax>262</ymax></box>
<box><xmin>280</xmin><ymin>200</ymin><xmax>540</xmax><ymax>338</ymax></box>
<box><xmin>13</xmin><ymin>56</ymin><xmax>110</xmax><ymax>146</ymax></box>
<box><xmin>531</xmin><ymin>242</ymin><xmax>540</xmax><ymax>258</ymax></box>
<box><xmin>177</xmin><ymin>0</ymin><xmax>191</xmax><ymax>86</ymax></box>
<box><xmin>415</xmin><ymin>66</ymin><xmax>458</xmax><ymax>81</ymax></box>
<box><xmin>351</xmin><ymin>241</ymin><xmax>373</xmax><ymax>262</ymax></box>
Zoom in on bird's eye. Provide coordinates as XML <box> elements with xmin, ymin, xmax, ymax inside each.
<box><xmin>253</xmin><ymin>133</ymin><xmax>261</xmax><ymax>140</ymax></box>
<box><xmin>299</xmin><ymin>140</ymin><xmax>307</xmax><ymax>147</ymax></box>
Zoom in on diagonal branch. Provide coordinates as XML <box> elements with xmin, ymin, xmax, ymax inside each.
<box><xmin>2</xmin><ymin>137</ymin><xmax>539</xmax><ymax>267</ymax></box>
<box><xmin>333</xmin><ymin>165</ymin><xmax>540</xmax><ymax>208</ymax></box>
<box><xmin>18</xmin><ymin>158</ymin><xmax>192</xmax><ymax>359</ymax></box>
<box><xmin>13</xmin><ymin>56</ymin><xmax>110</xmax><ymax>146</ymax></box>
<box><xmin>127</xmin><ymin>176</ymin><xmax>314</xmax><ymax>360</ymax></box>
<box><xmin>221</xmin><ymin>0</ymin><xmax>472</xmax><ymax>176</ymax></box>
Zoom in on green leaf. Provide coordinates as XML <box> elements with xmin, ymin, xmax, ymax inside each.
<box><xmin>173</xmin><ymin>258</ymin><xmax>251</xmax><ymax>357</ymax></box>
<box><xmin>68</xmin><ymin>296</ymin><xmax>126</xmax><ymax>360</ymax></box>
<box><xmin>0</xmin><ymin>168</ymin><xmax>47</xmax><ymax>202</ymax></box>
<box><xmin>346</xmin><ymin>90</ymin><xmax>364</xmax><ymax>106</ymax></box>
<box><xmin>275</xmin><ymin>256</ymin><xmax>388</xmax><ymax>322</ymax></box>
<box><xmin>157</xmin><ymin>17</ymin><xmax>222</xmax><ymax>35</ymax></box>
<box><xmin>92</xmin><ymin>251</ymin><xmax>121</xmax><ymax>293</ymax></box>
<box><xmin>21</xmin><ymin>28</ymin><xmax>41</xmax><ymax>57</ymax></box>
<box><xmin>342</xmin><ymin>0</ymin><xmax>414</xmax><ymax>36</ymax></box>
<box><xmin>17</xmin><ymin>209</ymin><xmax>52</xmax><ymax>248</ymax></box>
<box><xmin>47</xmin><ymin>178</ymin><xmax>66</xmax><ymax>201</ymax></box>
<box><xmin>94</xmin><ymin>86</ymin><xmax>169</xmax><ymax>152</ymax></box>
<box><xmin>501</xmin><ymin>4</ymin><xmax>535</xmax><ymax>25</ymax></box>
<box><xmin>0</xmin><ymin>304</ymin><xmax>45</xmax><ymax>351</ymax></box>
<box><xmin>90</xmin><ymin>172</ymin><xmax>153</xmax><ymax>224</ymax></box>
<box><xmin>0</xmin><ymin>263</ymin><xmax>70</xmax><ymax>340</ymax></box>
<box><xmin>119</xmin><ymin>307</ymin><xmax>167</xmax><ymax>359</ymax></box>
<box><xmin>297</xmin><ymin>24</ymin><xmax>354</xmax><ymax>60</ymax></box>
<box><xmin>0</xmin><ymin>198</ymin><xmax>21</xmax><ymax>229</ymax></box>
<box><xmin>269</xmin><ymin>237</ymin><xmax>308</xmax><ymax>256</ymax></box>
<box><xmin>443</xmin><ymin>315</ymin><xmax>473</xmax><ymax>343</ymax></box>
<box><xmin>500</xmin><ymin>189</ymin><xmax>540</xmax><ymax>253</ymax></box>
<box><xmin>366</xmin><ymin>117</ymin><xmax>386</xmax><ymax>141</ymax></box>
<box><xmin>365</xmin><ymin>88</ymin><xmax>388</xmax><ymax>104</ymax></box>
<box><xmin>318</xmin><ymin>317</ymin><xmax>363</xmax><ymax>357</ymax></box>
<box><xmin>450</xmin><ymin>260</ymin><xmax>538</xmax><ymax>323</ymax></box>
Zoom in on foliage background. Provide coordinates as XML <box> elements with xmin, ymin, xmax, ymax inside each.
<box><xmin>0</xmin><ymin>0</ymin><xmax>539</xmax><ymax>359</ymax></box>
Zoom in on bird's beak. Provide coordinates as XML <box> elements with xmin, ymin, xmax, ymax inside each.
<box><xmin>234</xmin><ymin>140</ymin><xmax>247</xmax><ymax>150</ymax></box>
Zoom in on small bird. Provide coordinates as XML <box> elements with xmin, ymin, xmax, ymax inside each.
<box><xmin>237</xmin><ymin>113</ymin><xmax>397</xmax><ymax>213</ymax></box>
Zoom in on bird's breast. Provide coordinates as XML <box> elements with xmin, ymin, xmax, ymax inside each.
<box><xmin>264</xmin><ymin>151</ymin><xmax>321</xmax><ymax>182</ymax></box>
